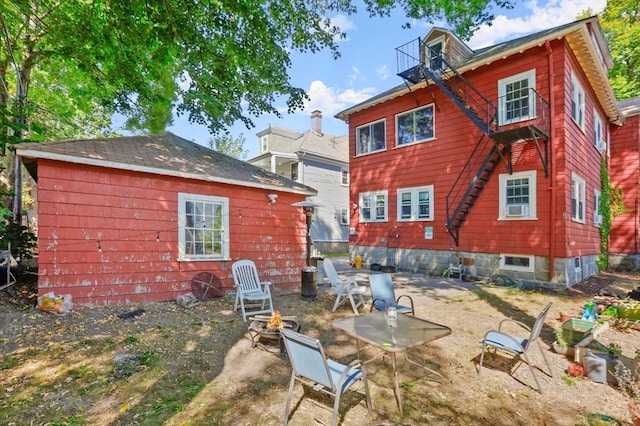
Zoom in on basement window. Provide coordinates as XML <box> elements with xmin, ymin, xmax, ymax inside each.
<box><xmin>500</xmin><ymin>254</ymin><xmax>534</xmax><ymax>272</ymax></box>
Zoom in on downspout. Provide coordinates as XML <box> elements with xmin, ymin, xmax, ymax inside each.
<box><xmin>545</xmin><ymin>41</ymin><xmax>556</xmax><ymax>280</ymax></box>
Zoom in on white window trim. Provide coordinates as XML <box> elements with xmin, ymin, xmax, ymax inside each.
<box><xmin>426</xmin><ymin>35</ymin><xmax>445</xmax><ymax>70</ymax></box>
<box><xmin>341</xmin><ymin>167</ymin><xmax>349</xmax><ymax>186</ymax></box>
<box><xmin>340</xmin><ymin>208</ymin><xmax>348</xmax><ymax>225</ymax></box>
<box><xmin>571</xmin><ymin>72</ymin><xmax>585</xmax><ymax>130</ymax></box>
<box><xmin>500</xmin><ymin>254</ymin><xmax>535</xmax><ymax>272</ymax></box>
<box><xmin>594</xmin><ymin>189</ymin><xmax>602</xmax><ymax>227</ymax></box>
<box><xmin>178</xmin><ymin>193</ymin><xmax>230</xmax><ymax>261</ymax></box>
<box><xmin>356</xmin><ymin>119</ymin><xmax>386</xmax><ymax>156</ymax></box>
<box><xmin>260</xmin><ymin>135</ymin><xmax>268</xmax><ymax>153</ymax></box>
<box><xmin>395</xmin><ymin>104</ymin><xmax>436</xmax><ymax>147</ymax></box>
<box><xmin>397</xmin><ymin>185</ymin><xmax>434</xmax><ymax>221</ymax></box>
<box><xmin>571</xmin><ymin>172</ymin><xmax>586</xmax><ymax>223</ymax></box>
<box><xmin>498</xmin><ymin>69</ymin><xmax>536</xmax><ymax>125</ymax></box>
<box><xmin>593</xmin><ymin>110</ymin><xmax>606</xmax><ymax>151</ymax></box>
<box><xmin>359</xmin><ymin>191</ymin><xmax>388</xmax><ymax>223</ymax></box>
<box><xmin>498</xmin><ymin>170</ymin><xmax>537</xmax><ymax>220</ymax></box>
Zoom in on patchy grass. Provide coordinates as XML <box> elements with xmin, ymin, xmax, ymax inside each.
<box><xmin>1</xmin><ymin>272</ymin><xmax>640</xmax><ymax>425</ymax></box>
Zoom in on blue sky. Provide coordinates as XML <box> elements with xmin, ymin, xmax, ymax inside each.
<box><xmin>162</xmin><ymin>0</ymin><xmax>606</xmax><ymax>159</ymax></box>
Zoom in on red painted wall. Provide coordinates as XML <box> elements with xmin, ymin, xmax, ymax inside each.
<box><xmin>36</xmin><ymin>160</ymin><xmax>309</xmax><ymax>306</ymax></box>
<box><xmin>348</xmin><ymin>38</ymin><xmax>604</xmax><ymax>261</ymax></box>
<box><xmin>609</xmin><ymin>114</ymin><xmax>640</xmax><ymax>253</ymax></box>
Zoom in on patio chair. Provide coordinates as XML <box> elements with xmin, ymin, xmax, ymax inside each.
<box><xmin>231</xmin><ymin>260</ymin><xmax>274</xmax><ymax>322</ymax></box>
<box><xmin>478</xmin><ymin>301</ymin><xmax>554</xmax><ymax>394</ymax></box>
<box><xmin>368</xmin><ymin>273</ymin><xmax>415</xmax><ymax>315</ymax></box>
<box><xmin>323</xmin><ymin>258</ymin><xmax>366</xmax><ymax>315</ymax></box>
<box><xmin>280</xmin><ymin>328</ymin><xmax>372</xmax><ymax>426</ymax></box>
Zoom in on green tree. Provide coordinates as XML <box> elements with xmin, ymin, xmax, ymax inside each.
<box><xmin>1</xmin><ymin>0</ymin><xmax>513</xmax><ymax>222</ymax></box>
<box><xmin>600</xmin><ymin>0</ymin><xmax>640</xmax><ymax>99</ymax></box>
<box><xmin>208</xmin><ymin>133</ymin><xmax>249</xmax><ymax>160</ymax></box>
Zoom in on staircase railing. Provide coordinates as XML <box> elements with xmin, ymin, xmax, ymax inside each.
<box><xmin>422</xmin><ymin>45</ymin><xmax>497</xmax><ymax>135</ymax></box>
<box><xmin>445</xmin><ymin>134</ymin><xmax>497</xmax><ymax>228</ymax></box>
<box><xmin>494</xmin><ymin>88</ymin><xmax>551</xmax><ymax>139</ymax></box>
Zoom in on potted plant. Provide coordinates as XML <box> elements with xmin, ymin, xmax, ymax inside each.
<box><xmin>552</xmin><ymin>326</ymin><xmax>574</xmax><ymax>356</ymax></box>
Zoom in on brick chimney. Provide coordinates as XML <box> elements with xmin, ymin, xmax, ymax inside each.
<box><xmin>311</xmin><ymin>110</ymin><xmax>322</xmax><ymax>135</ymax></box>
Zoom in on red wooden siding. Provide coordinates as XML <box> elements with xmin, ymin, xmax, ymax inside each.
<box><xmin>348</xmin><ymin>37</ymin><xmax>604</xmax><ymax>264</ymax></box>
<box><xmin>36</xmin><ymin>160</ymin><xmax>308</xmax><ymax>306</ymax></box>
<box><xmin>609</xmin><ymin>114</ymin><xmax>640</xmax><ymax>253</ymax></box>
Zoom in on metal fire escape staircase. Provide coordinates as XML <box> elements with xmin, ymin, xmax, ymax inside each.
<box><xmin>396</xmin><ymin>38</ymin><xmax>550</xmax><ymax>246</ymax></box>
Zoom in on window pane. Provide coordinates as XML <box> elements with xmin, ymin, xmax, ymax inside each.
<box><xmin>429</xmin><ymin>41</ymin><xmax>443</xmax><ymax>70</ymax></box>
<box><xmin>415</xmin><ymin>107</ymin><xmax>434</xmax><ymax>141</ymax></box>
<box><xmin>362</xmin><ymin>196</ymin><xmax>371</xmax><ymax>220</ymax></box>
<box><xmin>505</xmin><ymin>79</ymin><xmax>529</xmax><ymax>121</ymax></box>
<box><xmin>506</xmin><ymin>178</ymin><xmax>529</xmax><ymax>205</ymax></box>
<box><xmin>375</xmin><ymin>194</ymin><xmax>385</xmax><ymax>219</ymax></box>
<box><xmin>397</xmin><ymin>106</ymin><xmax>434</xmax><ymax>145</ymax></box>
<box><xmin>400</xmin><ymin>192</ymin><xmax>412</xmax><ymax>219</ymax></box>
<box><xmin>372</xmin><ymin>121</ymin><xmax>386</xmax><ymax>151</ymax></box>
<box><xmin>397</xmin><ymin>113</ymin><xmax>413</xmax><ymax>145</ymax></box>
<box><xmin>418</xmin><ymin>191</ymin><xmax>430</xmax><ymax>218</ymax></box>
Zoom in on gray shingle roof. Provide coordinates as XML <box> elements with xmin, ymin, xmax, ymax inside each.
<box><xmin>16</xmin><ymin>132</ymin><xmax>316</xmax><ymax>195</ymax></box>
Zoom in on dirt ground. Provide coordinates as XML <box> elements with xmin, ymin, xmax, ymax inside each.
<box><xmin>1</xmin><ymin>268</ymin><xmax>640</xmax><ymax>425</ymax></box>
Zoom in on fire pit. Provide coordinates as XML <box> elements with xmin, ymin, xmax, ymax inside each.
<box><xmin>248</xmin><ymin>317</ymin><xmax>301</xmax><ymax>357</ymax></box>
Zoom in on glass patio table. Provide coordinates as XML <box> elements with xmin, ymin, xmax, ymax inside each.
<box><xmin>332</xmin><ymin>311</ymin><xmax>451</xmax><ymax>417</ymax></box>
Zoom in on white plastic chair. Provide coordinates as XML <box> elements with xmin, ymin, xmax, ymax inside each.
<box><xmin>231</xmin><ymin>260</ymin><xmax>274</xmax><ymax>322</ymax></box>
<box><xmin>478</xmin><ymin>302</ymin><xmax>554</xmax><ymax>393</ymax></box>
<box><xmin>323</xmin><ymin>258</ymin><xmax>366</xmax><ymax>315</ymax></box>
<box><xmin>280</xmin><ymin>328</ymin><xmax>372</xmax><ymax>426</ymax></box>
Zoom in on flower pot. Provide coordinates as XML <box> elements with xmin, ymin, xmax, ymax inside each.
<box><xmin>559</xmin><ymin>311</ymin><xmax>573</xmax><ymax>323</ymax></box>
<box><xmin>552</xmin><ymin>340</ymin><xmax>575</xmax><ymax>357</ymax></box>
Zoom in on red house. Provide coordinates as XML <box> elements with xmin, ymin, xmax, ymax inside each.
<box><xmin>336</xmin><ymin>16</ymin><xmax>627</xmax><ymax>287</ymax></box>
<box><xmin>16</xmin><ymin>133</ymin><xmax>316</xmax><ymax>306</ymax></box>
<box><xmin>609</xmin><ymin>98</ymin><xmax>640</xmax><ymax>264</ymax></box>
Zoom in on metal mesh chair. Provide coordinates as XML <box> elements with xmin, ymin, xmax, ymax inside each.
<box><xmin>478</xmin><ymin>302</ymin><xmax>554</xmax><ymax>393</ymax></box>
<box><xmin>280</xmin><ymin>328</ymin><xmax>372</xmax><ymax>426</ymax></box>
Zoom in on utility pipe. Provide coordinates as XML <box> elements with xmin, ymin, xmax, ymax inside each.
<box><xmin>545</xmin><ymin>41</ymin><xmax>556</xmax><ymax>280</ymax></box>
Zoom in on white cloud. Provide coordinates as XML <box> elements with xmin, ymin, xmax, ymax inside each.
<box><xmin>376</xmin><ymin>64</ymin><xmax>390</xmax><ymax>80</ymax></box>
<box><xmin>303</xmin><ymin>80</ymin><xmax>375</xmax><ymax>116</ymax></box>
<box><xmin>468</xmin><ymin>0</ymin><xmax>606</xmax><ymax>49</ymax></box>
<box><xmin>348</xmin><ymin>66</ymin><xmax>360</xmax><ymax>86</ymax></box>
<box><xmin>329</xmin><ymin>14</ymin><xmax>357</xmax><ymax>42</ymax></box>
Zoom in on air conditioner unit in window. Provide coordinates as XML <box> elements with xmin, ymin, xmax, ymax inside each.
<box><xmin>506</xmin><ymin>204</ymin><xmax>529</xmax><ymax>217</ymax></box>
<box><xmin>596</xmin><ymin>140</ymin><xmax>607</xmax><ymax>151</ymax></box>
<box><xmin>594</xmin><ymin>214</ymin><xmax>603</xmax><ymax>225</ymax></box>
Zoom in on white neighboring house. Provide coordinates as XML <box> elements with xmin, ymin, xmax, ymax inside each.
<box><xmin>248</xmin><ymin>110</ymin><xmax>349</xmax><ymax>253</ymax></box>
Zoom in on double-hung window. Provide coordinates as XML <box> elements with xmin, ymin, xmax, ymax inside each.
<box><xmin>571</xmin><ymin>72</ymin><xmax>585</xmax><ymax>129</ymax></box>
<box><xmin>594</xmin><ymin>111</ymin><xmax>606</xmax><ymax>151</ymax></box>
<box><xmin>260</xmin><ymin>135</ymin><xmax>268</xmax><ymax>153</ymax></box>
<box><xmin>356</xmin><ymin>120</ymin><xmax>386</xmax><ymax>155</ymax></box>
<box><xmin>396</xmin><ymin>105</ymin><xmax>435</xmax><ymax>146</ymax></box>
<box><xmin>498</xmin><ymin>70</ymin><xmax>536</xmax><ymax>125</ymax></box>
<box><xmin>341</xmin><ymin>168</ymin><xmax>349</xmax><ymax>186</ymax></box>
<box><xmin>426</xmin><ymin>37</ymin><xmax>444</xmax><ymax>71</ymax></box>
<box><xmin>397</xmin><ymin>185</ymin><xmax>434</xmax><ymax>221</ymax></box>
<box><xmin>178</xmin><ymin>193</ymin><xmax>229</xmax><ymax>260</ymax></box>
<box><xmin>499</xmin><ymin>171</ymin><xmax>536</xmax><ymax>220</ymax></box>
<box><xmin>291</xmin><ymin>163</ymin><xmax>299</xmax><ymax>181</ymax></box>
<box><xmin>571</xmin><ymin>173</ymin><xmax>586</xmax><ymax>223</ymax></box>
<box><xmin>594</xmin><ymin>189</ymin><xmax>602</xmax><ymax>227</ymax></box>
<box><xmin>340</xmin><ymin>208</ymin><xmax>348</xmax><ymax>225</ymax></box>
<box><xmin>359</xmin><ymin>191</ymin><xmax>388</xmax><ymax>222</ymax></box>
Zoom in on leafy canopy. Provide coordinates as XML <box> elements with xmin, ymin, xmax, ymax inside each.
<box><xmin>600</xmin><ymin>0</ymin><xmax>640</xmax><ymax>99</ymax></box>
<box><xmin>0</xmin><ymin>0</ymin><xmax>514</xmax><ymax>142</ymax></box>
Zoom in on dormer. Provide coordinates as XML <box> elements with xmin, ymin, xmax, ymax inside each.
<box><xmin>421</xmin><ymin>27</ymin><xmax>474</xmax><ymax>70</ymax></box>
